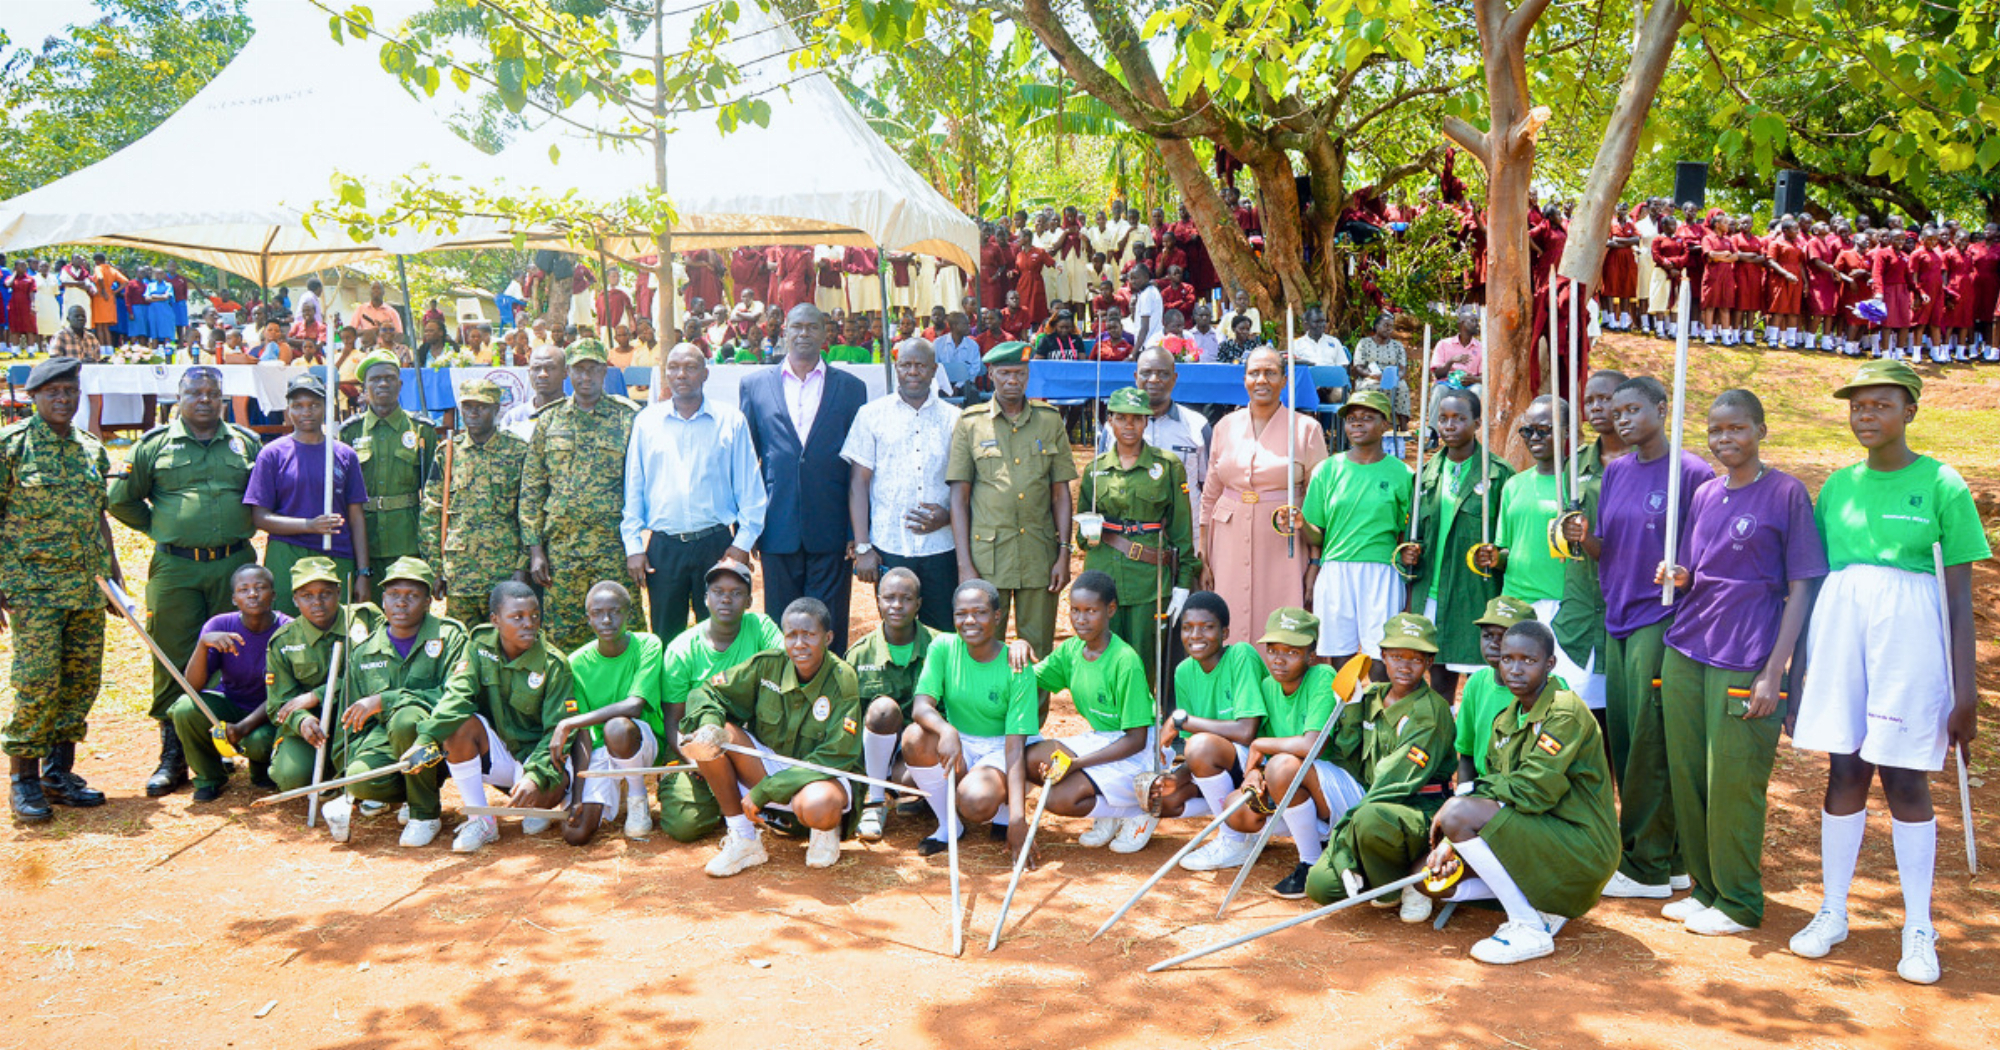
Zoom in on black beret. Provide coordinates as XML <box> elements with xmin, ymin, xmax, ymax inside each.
<box><xmin>24</xmin><ymin>356</ymin><xmax>82</xmax><ymax>391</ymax></box>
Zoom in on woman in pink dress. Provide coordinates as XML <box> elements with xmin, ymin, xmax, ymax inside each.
<box><xmin>1200</xmin><ymin>346</ymin><xmax>1328</xmax><ymax>637</ymax></box>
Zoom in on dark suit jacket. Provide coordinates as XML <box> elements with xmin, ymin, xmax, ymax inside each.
<box><xmin>739</xmin><ymin>362</ymin><xmax>869</xmax><ymax>555</ymax></box>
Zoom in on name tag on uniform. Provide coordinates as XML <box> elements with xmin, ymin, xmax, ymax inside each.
<box><xmin>979</xmin><ymin>440</ymin><xmax>998</xmax><ymax>449</ymax></box>
<box><xmin>760</xmin><ymin>679</ymin><xmax>782</xmax><ymax>692</ymax></box>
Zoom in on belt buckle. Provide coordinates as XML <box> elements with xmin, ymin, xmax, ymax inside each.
<box><xmin>1126</xmin><ymin>540</ymin><xmax>1147</xmax><ymax>563</ymax></box>
<box><xmin>1239</xmin><ymin>491</ymin><xmax>1259</xmax><ymax>504</ymax></box>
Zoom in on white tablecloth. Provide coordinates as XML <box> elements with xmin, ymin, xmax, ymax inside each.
<box><xmin>80</xmin><ymin>364</ymin><xmax>307</xmax><ymax>426</ymax></box>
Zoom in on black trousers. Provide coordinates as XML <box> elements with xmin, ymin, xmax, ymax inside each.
<box><xmin>877</xmin><ymin>549</ymin><xmax>959</xmax><ymax>634</ymax></box>
<box><xmin>645</xmin><ymin>525</ymin><xmax>734</xmax><ymax>642</ymax></box>
<box><xmin>763</xmin><ymin>548</ymin><xmax>854</xmax><ymax>653</ymax></box>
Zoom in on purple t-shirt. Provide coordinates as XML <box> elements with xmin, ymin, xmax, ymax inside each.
<box><xmin>390</xmin><ymin>632</ymin><xmax>418</xmax><ymax>659</ymax></box>
<box><xmin>200</xmin><ymin>611</ymin><xmax>292</xmax><ymax>710</ymax></box>
<box><xmin>1596</xmin><ymin>448</ymin><xmax>1715</xmax><ymax>637</ymax></box>
<box><xmin>245</xmin><ymin>434</ymin><xmax>368</xmax><ymax>560</ymax></box>
<box><xmin>1664</xmin><ymin>470</ymin><xmax>1828</xmax><ymax>671</ymax></box>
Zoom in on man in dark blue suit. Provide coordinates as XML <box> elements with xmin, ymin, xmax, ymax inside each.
<box><xmin>739</xmin><ymin>304</ymin><xmax>870</xmax><ymax>651</ymax></box>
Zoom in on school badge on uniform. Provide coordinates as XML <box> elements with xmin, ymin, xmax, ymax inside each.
<box><xmin>812</xmin><ymin>696</ymin><xmax>831</xmax><ymax>721</ymax></box>
<box><xmin>228</xmin><ymin>435</ymin><xmax>246</xmax><ymax>456</ymax></box>
<box><xmin>402</xmin><ymin>430</ymin><xmax>418</xmax><ymax>450</ymax></box>
<box><xmin>1148</xmin><ymin>462</ymin><xmax>1164</xmax><ymax>480</ymax></box>
<box><xmin>350</xmin><ymin>623</ymin><xmax>368</xmax><ymax>642</ymax></box>
<box><xmin>425</xmin><ymin>639</ymin><xmax>443</xmax><ymax>658</ymax></box>
<box><xmin>527</xmin><ymin>671</ymin><xmax>545</xmax><ymax>689</ymax></box>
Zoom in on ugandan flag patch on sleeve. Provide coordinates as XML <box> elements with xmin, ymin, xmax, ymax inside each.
<box><xmin>564</xmin><ymin>699</ymin><xmax>578</xmax><ymax>714</ymax></box>
<box><xmin>842</xmin><ymin>716</ymin><xmax>858</xmax><ymax>735</ymax></box>
<box><xmin>1536</xmin><ymin>732</ymin><xmax>1564</xmax><ymax>756</ymax></box>
<box><xmin>1406</xmin><ymin>745</ymin><xmax>1430</xmax><ymax>767</ymax></box>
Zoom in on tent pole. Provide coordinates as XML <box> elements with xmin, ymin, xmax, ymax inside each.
<box><xmin>397</xmin><ymin>254</ymin><xmax>431</xmax><ymax>419</ymax></box>
<box><xmin>879</xmin><ymin>257</ymin><xmax>893</xmax><ymax>383</ymax></box>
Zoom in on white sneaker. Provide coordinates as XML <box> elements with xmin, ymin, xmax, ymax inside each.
<box><xmin>1399</xmin><ymin>884</ymin><xmax>1434</xmax><ymax>924</ymax></box>
<box><xmin>705</xmin><ymin>830</ymin><xmax>769</xmax><ymax>877</ymax></box>
<box><xmin>357</xmin><ymin>799</ymin><xmax>387</xmax><ymax>817</ymax></box>
<box><xmin>1897</xmin><ymin>925</ymin><xmax>1940</xmax><ymax>984</ymax></box>
<box><xmin>1670</xmin><ymin>874</ymin><xmax>1692</xmax><ymax>891</ymax></box>
<box><xmin>1078</xmin><ymin>818</ymin><xmax>1118</xmax><ymax>847</ymax></box>
<box><xmin>1687</xmin><ymin>907</ymin><xmax>1752</xmax><ymax>937</ymax></box>
<box><xmin>1602</xmin><ymin>871</ymin><xmax>1672</xmax><ymax>899</ymax></box>
<box><xmin>1471</xmin><ymin>920</ymin><xmax>1556</xmax><ymax>964</ymax></box>
<box><xmin>624</xmin><ymin>800</ymin><xmax>654</xmax><ymax>839</ymax></box>
<box><xmin>1179</xmin><ymin>834</ymin><xmax>1254</xmax><ymax>872</ymax></box>
<box><xmin>396</xmin><ymin>803</ymin><xmax>411</xmax><ymax>827</ymax></box>
<box><xmin>856</xmin><ymin>803</ymin><xmax>887</xmax><ymax>842</ymax></box>
<box><xmin>1108</xmin><ymin>816</ymin><xmax>1158</xmax><ymax>854</ymax></box>
<box><xmin>1539</xmin><ymin>911</ymin><xmax>1568</xmax><ymax>937</ymax></box>
<box><xmin>453</xmin><ymin>816</ymin><xmax>500</xmax><ymax>854</ymax></box>
<box><xmin>1662</xmin><ymin>896</ymin><xmax>1708</xmax><ymax>922</ymax></box>
<box><xmin>1789</xmin><ymin>906</ymin><xmax>1849</xmax><ymax>958</ymax></box>
<box><xmin>322</xmin><ymin>795</ymin><xmax>353</xmax><ymax>843</ymax></box>
<box><xmin>400</xmin><ymin>818</ymin><xmax>442</xmax><ymax>848</ymax></box>
<box><xmin>521</xmin><ymin>817</ymin><xmax>555</xmax><ymax>836</ymax></box>
<box><xmin>804</xmin><ymin>827</ymin><xmax>841</xmax><ymax>868</ymax></box>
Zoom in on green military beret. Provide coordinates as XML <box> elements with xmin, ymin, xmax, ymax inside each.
<box><xmin>565</xmin><ymin>338</ymin><xmax>609</xmax><ymax>365</ymax></box>
<box><xmin>1379</xmin><ymin>612</ymin><xmax>1440</xmax><ymax>655</ymax></box>
<box><xmin>1833</xmin><ymin>358</ymin><xmax>1922</xmax><ymax>403</ymax></box>
<box><xmin>356</xmin><ymin>348</ymin><xmax>402</xmax><ymax>379</ymax></box>
<box><xmin>1473</xmin><ymin>594</ymin><xmax>1538</xmax><ymax>629</ymax></box>
<box><xmin>457</xmin><ymin>378</ymin><xmax>502</xmax><ymax>405</ymax></box>
<box><xmin>290</xmin><ymin>556</ymin><xmax>342</xmax><ymax>592</ymax></box>
<box><xmin>1257</xmin><ymin>606</ymin><xmax>1319</xmax><ymax>649</ymax></box>
<box><xmin>982</xmin><ymin>340</ymin><xmax>1030</xmax><ymax>365</ymax></box>
<box><xmin>380</xmin><ymin>556</ymin><xmax>436</xmax><ymax>590</ymax></box>
<box><xmin>1106</xmin><ymin>386</ymin><xmax>1151</xmax><ymax>415</ymax></box>
<box><xmin>1338</xmin><ymin>389</ymin><xmax>1395</xmax><ymax>421</ymax></box>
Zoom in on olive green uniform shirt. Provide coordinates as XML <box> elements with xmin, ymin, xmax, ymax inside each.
<box><xmin>1470</xmin><ymin>683</ymin><xmax>1621</xmax><ymax>918</ymax></box>
<box><xmin>347</xmin><ymin>613</ymin><xmax>470</xmax><ymax>720</ymax></box>
<box><xmin>1412</xmin><ymin>445</ymin><xmax>1512</xmax><ymax>666</ymax></box>
<box><xmin>0</xmin><ymin>413</ymin><xmax>113</xmax><ymax>609</ymax></box>
<box><xmin>417</xmin><ymin>624</ymin><xmax>576</xmax><ymax>791</ymax></box>
<box><xmin>340</xmin><ymin>408</ymin><xmax>440</xmax><ymax>563</ymax></box>
<box><xmin>945</xmin><ymin>398</ymin><xmax>1078</xmax><ymax>589</ymax></box>
<box><xmin>845</xmin><ymin>624</ymin><xmax>938</xmax><ymax>717</ymax></box>
<box><xmin>685</xmin><ymin>650</ymin><xmax>863</xmax><ymax>808</ymax></box>
<box><xmin>1552</xmin><ymin>440</ymin><xmax>1609</xmax><ymax>670</ymax></box>
<box><xmin>106</xmin><ymin>418</ymin><xmax>261</xmax><ymax>547</ymax></box>
<box><xmin>1076</xmin><ymin>444</ymin><xmax>1201</xmax><ymax>605</ymax></box>
<box><xmin>264</xmin><ymin>604</ymin><xmax>387</xmax><ymax>739</ymax></box>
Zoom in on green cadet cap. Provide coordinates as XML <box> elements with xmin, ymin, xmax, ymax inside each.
<box><xmin>380</xmin><ymin>556</ymin><xmax>436</xmax><ymax>590</ymax></box>
<box><xmin>356</xmin><ymin>348</ymin><xmax>402</xmax><ymax>379</ymax></box>
<box><xmin>1258</xmin><ymin>606</ymin><xmax>1319</xmax><ymax>648</ymax></box>
<box><xmin>1474</xmin><ymin>594</ymin><xmax>1539</xmax><ymax>629</ymax></box>
<box><xmin>290</xmin><ymin>556</ymin><xmax>342</xmax><ymax>592</ymax></box>
<box><xmin>457</xmin><ymin>378</ymin><xmax>502</xmax><ymax>405</ymax></box>
<box><xmin>1378</xmin><ymin>613</ymin><xmax>1439</xmax><ymax>654</ymax></box>
<box><xmin>1338</xmin><ymin>389</ymin><xmax>1395</xmax><ymax>421</ymax></box>
<box><xmin>1833</xmin><ymin>358</ymin><xmax>1922</xmax><ymax>402</ymax></box>
<box><xmin>565</xmin><ymin>337</ymin><xmax>609</xmax><ymax>365</ymax></box>
<box><xmin>1106</xmin><ymin>386</ymin><xmax>1151</xmax><ymax>415</ymax></box>
<box><xmin>982</xmin><ymin>340</ymin><xmax>1030</xmax><ymax>365</ymax></box>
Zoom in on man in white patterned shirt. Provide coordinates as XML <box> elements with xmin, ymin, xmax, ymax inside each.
<box><xmin>840</xmin><ymin>337</ymin><xmax>961</xmax><ymax>633</ymax></box>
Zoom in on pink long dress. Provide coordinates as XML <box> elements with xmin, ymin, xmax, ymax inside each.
<box><xmin>1200</xmin><ymin>406</ymin><xmax>1328</xmax><ymax>639</ymax></box>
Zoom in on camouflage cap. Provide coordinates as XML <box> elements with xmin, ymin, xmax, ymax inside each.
<box><xmin>565</xmin><ymin>338</ymin><xmax>609</xmax><ymax>365</ymax></box>
<box><xmin>457</xmin><ymin>377</ymin><xmax>502</xmax><ymax>405</ymax></box>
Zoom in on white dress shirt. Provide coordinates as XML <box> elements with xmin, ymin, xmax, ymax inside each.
<box><xmin>839</xmin><ymin>390</ymin><xmax>962</xmax><ymax>558</ymax></box>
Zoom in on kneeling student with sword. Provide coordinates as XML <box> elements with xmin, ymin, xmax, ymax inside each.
<box><xmin>261</xmin><ymin>556</ymin><xmax>382</xmax><ymax>838</ymax></box>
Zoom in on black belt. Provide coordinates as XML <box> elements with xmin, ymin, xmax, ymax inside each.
<box><xmin>660</xmin><ymin>524</ymin><xmax>730</xmax><ymax>544</ymax></box>
<box><xmin>163</xmin><ymin>539</ymin><xmax>249</xmax><ymax>562</ymax></box>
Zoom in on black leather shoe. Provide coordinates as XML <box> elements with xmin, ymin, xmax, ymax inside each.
<box><xmin>145</xmin><ymin>722</ymin><xmax>188</xmax><ymax>798</ymax></box>
<box><xmin>10</xmin><ymin>758</ymin><xmax>52</xmax><ymax>824</ymax></box>
<box><xmin>918</xmin><ymin>836</ymin><xmax>951</xmax><ymax>857</ymax></box>
<box><xmin>40</xmin><ymin>743</ymin><xmax>106</xmax><ymax>807</ymax></box>
<box><xmin>249</xmin><ymin>761</ymin><xmax>276</xmax><ymax>789</ymax></box>
<box><xmin>192</xmin><ymin>782</ymin><xmax>227</xmax><ymax>803</ymax></box>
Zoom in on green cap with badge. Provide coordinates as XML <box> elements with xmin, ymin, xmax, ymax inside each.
<box><xmin>290</xmin><ymin>556</ymin><xmax>343</xmax><ymax>592</ymax></box>
<box><xmin>380</xmin><ymin>556</ymin><xmax>436</xmax><ymax>590</ymax></box>
<box><xmin>1338</xmin><ymin>389</ymin><xmax>1395</xmax><ymax>421</ymax></box>
<box><xmin>356</xmin><ymin>348</ymin><xmax>402</xmax><ymax>379</ymax></box>
<box><xmin>1258</xmin><ymin>606</ymin><xmax>1320</xmax><ymax>648</ymax></box>
<box><xmin>565</xmin><ymin>337</ymin><xmax>609</xmax><ymax>364</ymax></box>
<box><xmin>1833</xmin><ymin>358</ymin><xmax>1922</xmax><ymax>402</ymax></box>
<box><xmin>1106</xmin><ymin>386</ymin><xmax>1150</xmax><ymax>415</ymax></box>
<box><xmin>1473</xmin><ymin>594</ymin><xmax>1538</xmax><ymax>629</ymax></box>
<box><xmin>982</xmin><ymin>340</ymin><xmax>1030</xmax><ymax>365</ymax></box>
<box><xmin>1378</xmin><ymin>612</ymin><xmax>1439</xmax><ymax>654</ymax></box>
<box><xmin>457</xmin><ymin>378</ymin><xmax>502</xmax><ymax>405</ymax></box>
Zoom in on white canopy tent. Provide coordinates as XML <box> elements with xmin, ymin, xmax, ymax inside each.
<box><xmin>0</xmin><ymin>0</ymin><xmax>509</xmax><ymax>287</ymax></box>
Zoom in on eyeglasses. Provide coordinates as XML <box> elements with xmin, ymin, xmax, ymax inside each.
<box><xmin>1517</xmin><ymin>425</ymin><xmax>1553</xmax><ymax>439</ymax></box>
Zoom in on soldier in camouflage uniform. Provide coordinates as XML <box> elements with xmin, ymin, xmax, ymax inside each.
<box><xmin>420</xmin><ymin>378</ymin><xmax>527</xmax><ymax>627</ymax></box>
<box><xmin>340</xmin><ymin>350</ymin><xmax>440</xmax><ymax>571</ymax></box>
<box><xmin>0</xmin><ymin>357</ymin><xmax>123</xmax><ymax>823</ymax></box>
<box><xmin>522</xmin><ymin>338</ymin><xmax>638</xmax><ymax>653</ymax></box>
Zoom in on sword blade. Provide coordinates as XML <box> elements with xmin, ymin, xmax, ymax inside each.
<box><xmin>1095</xmin><ymin>791</ymin><xmax>1253</xmax><ymax>941</ymax></box>
<box><xmin>576</xmin><ymin>763</ymin><xmax>696</xmax><ymax>779</ymax></box>
<box><xmin>251</xmin><ymin>760</ymin><xmax>412</xmax><ymax>806</ymax></box>
<box><xmin>464</xmin><ymin>805</ymin><xmax>570</xmax><ymax>820</ymax></box>
<box><xmin>718</xmin><ymin>742</ymin><xmax>927</xmax><ymax>798</ymax></box>
<box><xmin>1150</xmin><ymin>871</ymin><xmax>1428</xmax><ymax>973</ymax></box>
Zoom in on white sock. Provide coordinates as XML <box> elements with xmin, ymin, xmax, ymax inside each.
<box><xmin>1454</xmin><ymin>835</ymin><xmax>1542</xmax><ymax>929</ymax></box>
<box><xmin>1820</xmin><ymin>808</ymin><xmax>1866</xmax><ymax>915</ymax></box>
<box><xmin>1282</xmin><ymin>800</ymin><xmax>1325</xmax><ymax>865</ymax></box>
<box><xmin>907</xmin><ymin>761</ymin><xmax>952</xmax><ymax>837</ymax></box>
<box><xmin>861</xmin><ymin>730</ymin><xmax>898</xmax><ymax>803</ymax></box>
<box><xmin>1892</xmin><ymin>817</ymin><xmax>1937</xmax><ymax>932</ymax></box>
<box><xmin>725</xmin><ymin>812</ymin><xmax>757</xmax><ymax>839</ymax></box>
<box><xmin>1193</xmin><ymin>772</ymin><xmax>1245</xmax><ymax>843</ymax></box>
<box><xmin>447</xmin><ymin>758</ymin><xmax>487</xmax><ymax>813</ymax></box>
<box><xmin>1087</xmin><ymin>797</ymin><xmax>1142</xmax><ymax>820</ymax></box>
<box><xmin>1765</xmin><ymin>325</ymin><xmax>1778</xmax><ymax>343</ymax></box>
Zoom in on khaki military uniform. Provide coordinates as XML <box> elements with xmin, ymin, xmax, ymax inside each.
<box><xmin>845</xmin><ymin>624</ymin><xmax>937</xmax><ymax>718</ymax></box>
<box><xmin>521</xmin><ymin>395</ymin><xmax>638</xmax><ymax>652</ymax></box>
<box><xmin>419</xmin><ymin>428</ymin><xmax>527</xmax><ymax>627</ymax></box>
<box><xmin>340</xmin><ymin>408</ymin><xmax>440</xmax><ymax>566</ymax></box>
<box><xmin>945</xmin><ymin>398</ymin><xmax>1077</xmax><ymax>658</ymax></box>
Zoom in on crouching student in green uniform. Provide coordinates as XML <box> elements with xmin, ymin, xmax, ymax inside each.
<box><xmin>847</xmin><ymin>567</ymin><xmax>938</xmax><ymax>842</ymax></box>
<box><xmin>680</xmin><ymin>597</ymin><xmax>864</xmax><ymax>877</ymax></box>
<box><xmin>263</xmin><ymin>557</ymin><xmax>383</xmax><ymax>832</ymax></box>
<box><xmin>1308</xmin><ymin>613</ymin><xmax>1456</xmax><ymax>922</ymax></box>
<box><xmin>1454</xmin><ymin>596</ymin><xmax>1542</xmax><ymax>782</ymax></box>
<box><xmin>1425</xmin><ymin>621</ymin><xmax>1619</xmax><ymax>965</ymax></box>
<box><xmin>402</xmin><ymin>581</ymin><xmax>575</xmax><ymax>855</ymax></box>
<box><xmin>1075</xmin><ymin>387</ymin><xmax>1201</xmax><ymax>687</ymax></box>
<box><xmin>174</xmin><ymin>564</ymin><xmax>284</xmax><ymax>803</ymax></box>
<box><xmin>1146</xmin><ymin>591</ymin><xmax>1269</xmax><ymax>873</ymax></box>
<box><xmin>900</xmin><ymin>579</ymin><xmax>1042</xmax><ymax>861</ymax></box>
<box><xmin>547</xmin><ymin>581</ymin><xmax>667</xmax><ymax>846</ymax></box>
<box><xmin>654</xmin><ymin>558</ymin><xmax>783</xmax><ymax>844</ymax></box>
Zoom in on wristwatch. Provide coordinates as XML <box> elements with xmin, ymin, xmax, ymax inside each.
<box><xmin>1171</xmin><ymin>709</ymin><xmax>1190</xmax><ymax>730</ymax></box>
<box><xmin>356</xmin><ymin>567</ymin><xmax>373</xmax><ymax>578</ymax></box>
<box><xmin>852</xmin><ymin>542</ymin><xmax>874</xmax><ymax>558</ymax></box>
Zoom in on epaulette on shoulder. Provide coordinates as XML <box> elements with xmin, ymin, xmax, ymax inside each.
<box><xmin>137</xmin><ymin>424</ymin><xmax>171</xmax><ymax>443</ymax></box>
<box><xmin>607</xmin><ymin>394</ymin><xmax>641</xmax><ymax>412</ymax></box>
<box><xmin>339</xmin><ymin>413</ymin><xmax>369</xmax><ymax>431</ymax></box>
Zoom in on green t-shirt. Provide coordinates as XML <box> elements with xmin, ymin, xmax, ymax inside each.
<box><xmin>1302</xmin><ymin>452</ymin><xmax>1412</xmax><ymax>564</ymax></box>
<box><xmin>826</xmin><ymin>343</ymin><xmax>876</xmax><ymax>363</ymax></box>
<box><xmin>660</xmin><ymin>612</ymin><xmax>783</xmax><ymax>726</ymax></box>
<box><xmin>1814</xmin><ymin>456</ymin><xmax>1991</xmax><ymax>573</ymax></box>
<box><xmin>1033</xmin><ymin>635</ymin><xmax>1154</xmax><ymax>733</ymax></box>
<box><xmin>1454</xmin><ymin>668</ymin><xmax>1511</xmax><ymax>776</ymax></box>
<box><xmin>1497</xmin><ymin>469</ymin><xmax>1565</xmax><ymax>602</ymax></box>
<box><xmin>1171</xmin><ymin>642</ymin><xmax>1269</xmax><ymax>736</ymax></box>
<box><xmin>913</xmin><ymin>634</ymin><xmax>1041</xmax><ymax>738</ymax></box>
<box><xmin>568</xmin><ymin>631</ymin><xmax>666</xmax><ymax>747</ymax></box>
<box><xmin>1247</xmin><ymin>662</ymin><xmax>1339</xmax><ymax>747</ymax></box>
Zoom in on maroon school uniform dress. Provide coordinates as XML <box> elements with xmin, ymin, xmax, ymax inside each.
<box><xmin>1765</xmin><ymin>235</ymin><xmax>1805</xmax><ymax>315</ymax></box>
<box><xmin>730</xmin><ymin>247</ymin><xmax>768</xmax><ymax>302</ymax></box>
<box><xmin>765</xmin><ymin>245</ymin><xmax>816</xmax><ymax>316</ymax></box>
<box><xmin>1700</xmin><ymin>230</ymin><xmax>1736</xmax><ymax>310</ymax></box>
<box><xmin>1600</xmin><ymin>219</ymin><xmax>1638</xmax><ymax>299</ymax></box>
<box><xmin>1013</xmin><ymin>246</ymin><xmax>1053</xmax><ymax>326</ymax></box>
<box><xmin>1971</xmin><ymin>241</ymin><xmax>2000</xmax><ymax>325</ymax></box>
<box><xmin>1908</xmin><ymin>247</ymin><xmax>1944</xmax><ymax>327</ymax></box>
<box><xmin>1733</xmin><ymin>232</ymin><xmax>1764</xmax><ymax>313</ymax></box>
<box><xmin>1870</xmin><ymin>246</ymin><xmax>1914</xmax><ymax>328</ymax></box>
<box><xmin>681</xmin><ymin>249</ymin><xmax>724</xmax><ymax>312</ymax></box>
<box><xmin>1805</xmin><ymin>235</ymin><xmax>1842</xmax><ymax>317</ymax></box>
<box><xmin>979</xmin><ymin>237</ymin><xmax>1011</xmax><ymax>308</ymax></box>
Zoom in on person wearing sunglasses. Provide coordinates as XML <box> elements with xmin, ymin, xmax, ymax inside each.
<box><xmin>1470</xmin><ymin>397</ymin><xmax>1571</xmax><ymax>628</ymax></box>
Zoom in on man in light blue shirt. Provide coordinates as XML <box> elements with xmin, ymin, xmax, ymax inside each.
<box><xmin>931</xmin><ymin>311</ymin><xmax>984</xmax><ymax>400</ymax></box>
<box><xmin>621</xmin><ymin>343</ymin><xmax>769</xmax><ymax>641</ymax></box>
